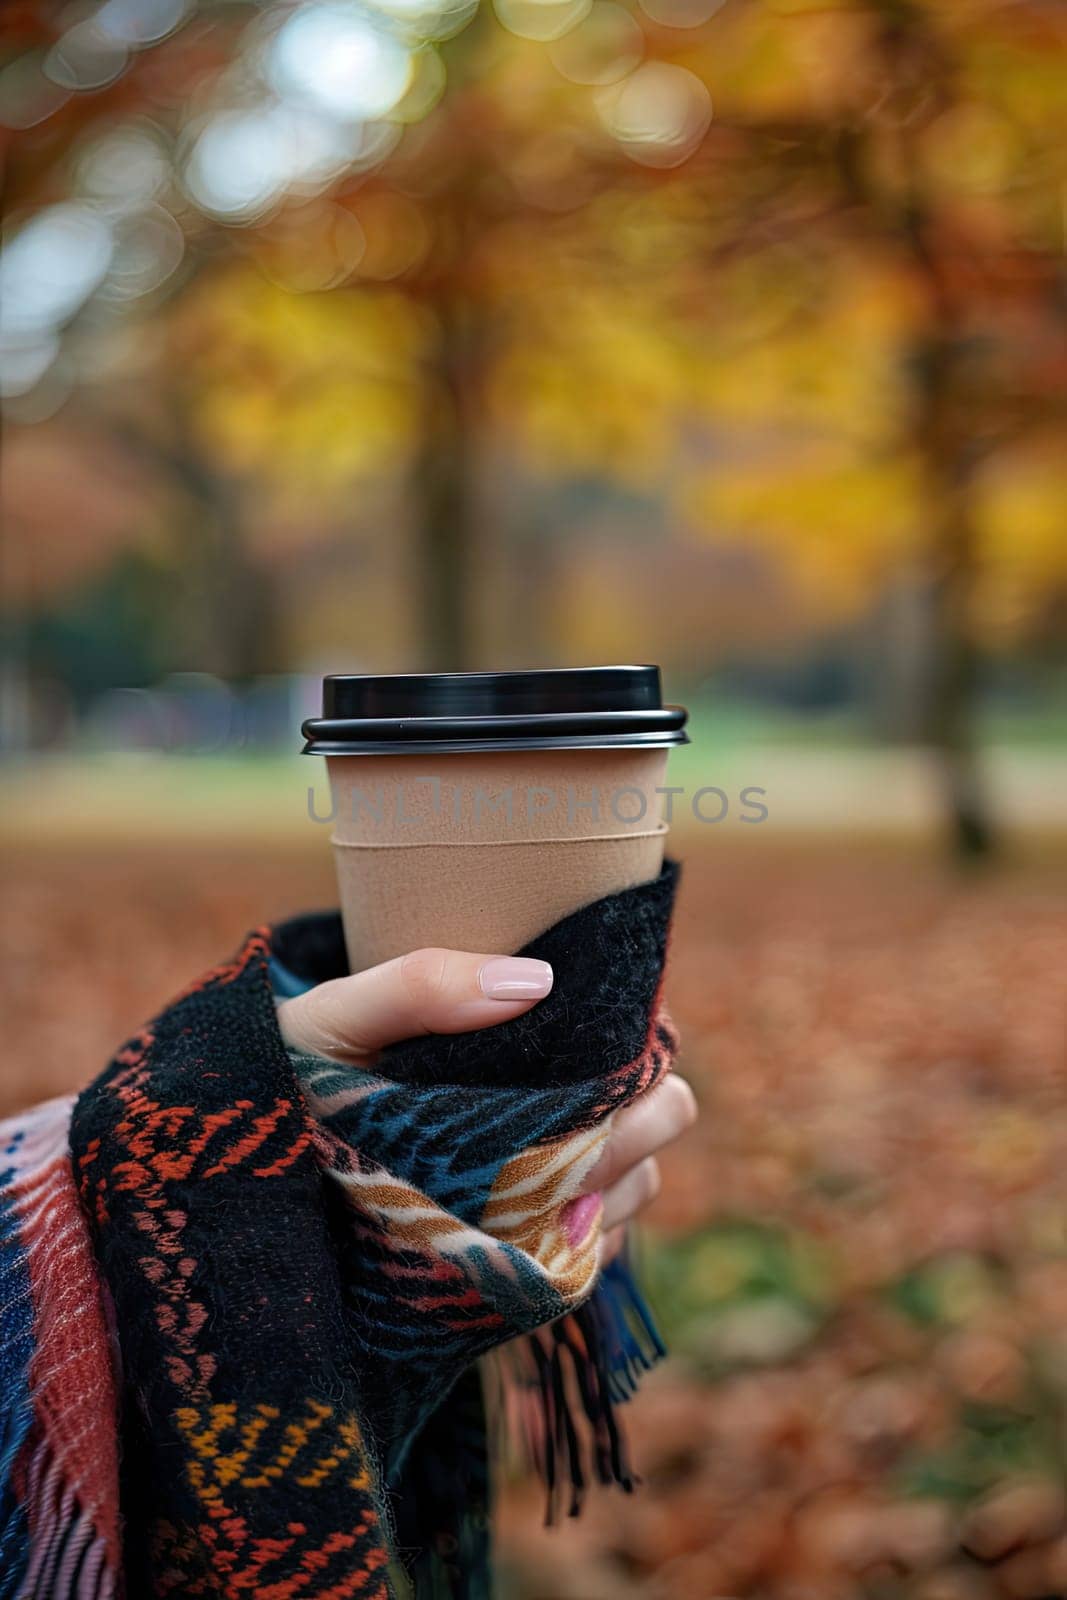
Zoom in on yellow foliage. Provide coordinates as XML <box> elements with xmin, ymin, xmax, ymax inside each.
<box><xmin>140</xmin><ymin>0</ymin><xmax>1064</xmax><ymax>646</ymax></box>
<box><xmin>973</xmin><ymin>445</ymin><xmax>1067</xmax><ymax>643</ymax></box>
<box><xmin>168</xmin><ymin>267</ymin><xmax>428</xmax><ymax>491</ymax></box>
<box><xmin>685</xmin><ymin>443</ymin><xmax>924</xmax><ymax>618</ymax></box>
<box><xmin>490</xmin><ymin>280</ymin><xmax>689</xmax><ymax>486</ymax></box>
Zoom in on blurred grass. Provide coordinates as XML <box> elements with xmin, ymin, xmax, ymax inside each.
<box><xmin>1</xmin><ymin>719</ymin><xmax>1065</xmax><ymax>847</ymax></box>
<box><xmin>678</xmin><ymin>700</ymin><xmax>1067</xmax><ymax>752</ymax></box>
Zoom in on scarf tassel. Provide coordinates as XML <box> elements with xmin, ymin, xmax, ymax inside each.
<box><xmin>495</xmin><ymin>1256</ymin><xmax>666</xmax><ymax>1524</ymax></box>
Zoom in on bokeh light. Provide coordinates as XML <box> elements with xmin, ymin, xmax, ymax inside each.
<box><xmin>0</xmin><ymin>51</ymin><xmax>69</xmax><ymax>130</ymax></box>
<box><xmin>44</xmin><ymin>20</ymin><xmax>128</xmax><ymax>92</ymax></box>
<box><xmin>390</xmin><ymin>45</ymin><xmax>447</xmax><ymax>123</ymax></box>
<box><xmin>366</xmin><ymin>0</ymin><xmax>479</xmax><ymax>42</ymax></box>
<box><xmin>493</xmin><ymin>0</ymin><xmax>592</xmax><ymax>46</ymax></box>
<box><xmin>182</xmin><ymin>105</ymin><xmax>359</xmax><ymax>222</ymax></box>
<box><xmin>94</xmin><ymin>0</ymin><xmax>193</xmax><ymax>47</ymax></box>
<box><xmin>548</xmin><ymin>1</ymin><xmax>644</xmax><ymax>86</ymax></box>
<box><xmin>78</xmin><ymin>124</ymin><xmax>172</xmax><ymax>212</ymax></box>
<box><xmin>97</xmin><ymin>205</ymin><xmax>185</xmax><ymax>301</ymax></box>
<box><xmin>0</xmin><ymin>203</ymin><xmax>114</xmax><ymax>339</ymax></box>
<box><xmin>637</xmin><ymin>0</ymin><xmax>727</xmax><ymax>29</ymax></box>
<box><xmin>600</xmin><ymin>60</ymin><xmax>711</xmax><ymax>167</ymax></box>
<box><xmin>183</xmin><ymin>109</ymin><xmax>294</xmax><ymax>223</ymax></box>
<box><xmin>268</xmin><ymin>2</ymin><xmax>414</xmax><ymax>122</ymax></box>
<box><xmin>0</xmin><ymin>202</ymin><xmax>115</xmax><ymax>402</ymax></box>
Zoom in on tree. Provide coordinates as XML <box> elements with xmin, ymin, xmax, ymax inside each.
<box><xmin>2</xmin><ymin>0</ymin><xmax>1064</xmax><ymax>860</ymax></box>
<box><xmin>609</xmin><ymin>0</ymin><xmax>1066</xmax><ymax>857</ymax></box>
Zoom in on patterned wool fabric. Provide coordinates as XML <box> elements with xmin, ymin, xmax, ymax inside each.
<box><xmin>0</xmin><ymin>863</ymin><xmax>679</xmax><ymax>1600</ymax></box>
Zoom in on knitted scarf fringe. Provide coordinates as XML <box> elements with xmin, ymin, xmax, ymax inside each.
<box><xmin>493</xmin><ymin>1256</ymin><xmax>665</xmax><ymax>1523</ymax></box>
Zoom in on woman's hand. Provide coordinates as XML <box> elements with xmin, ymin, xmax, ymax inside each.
<box><xmin>278</xmin><ymin>948</ymin><xmax>696</xmax><ymax>1260</ymax></box>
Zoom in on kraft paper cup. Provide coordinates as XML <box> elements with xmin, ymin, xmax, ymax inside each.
<box><xmin>303</xmin><ymin>667</ymin><xmax>687</xmax><ymax>972</ymax></box>
<box><xmin>325</xmin><ymin>748</ymin><xmax>670</xmax><ymax>969</ymax></box>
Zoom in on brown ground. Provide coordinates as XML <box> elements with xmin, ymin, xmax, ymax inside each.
<box><xmin>3</xmin><ymin>838</ymin><xmax>1066</xmax><ymax>1599</ymax></box>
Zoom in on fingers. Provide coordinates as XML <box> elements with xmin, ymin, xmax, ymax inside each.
<box><xmin>279</xmin><ymin>957</ymin><xmax>696</xmax><ymax>1266</ymax></box>
<box><xmin>582</xmin><ymin>1074</ymin><xmax>697</xmax><ymax>1194</ymax></box>
<box><xmin>600</xmin><ymin>1156</ymin><xmax>661</xmax><ymax>1232</ymax></box>
<box><xmin>571</xmin><ymin>1078</ymin><xmax>696</xmax><ymax>1258</ymax></box>
<box><xmin>601</xmin><ymin>1224</ymin><xmax>626</xmax><ymax>1264</ymax></box>
<box><xmin>278</xmin><ymin>948</ymin><xmax>553</xmax><ymax>1063</ymax></box>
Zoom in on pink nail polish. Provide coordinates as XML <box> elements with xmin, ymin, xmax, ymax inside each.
<box><xmin>478</xmin><ymin>958</ymin><xmax>553</xmax><ymax>1001</ymax></box>
<box><xmin>561</xmin><ymin>1192</ymin><xmax>601</xmax><ymax>1248</ymax></box>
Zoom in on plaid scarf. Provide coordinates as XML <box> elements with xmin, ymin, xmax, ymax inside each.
<box><xmin>0</xmin><ymin>863</ymin><xmax>678</xmax><ymax>1600</ymax></box>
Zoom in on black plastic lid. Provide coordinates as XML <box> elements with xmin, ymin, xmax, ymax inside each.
<box><xmin>302</xmin><ymin>665</ymin><xmax>688</xmax><ymax>755</ymax></box>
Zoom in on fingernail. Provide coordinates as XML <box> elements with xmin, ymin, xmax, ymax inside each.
<box><xmin>561</xmin><ymin>1192</ymin><xmax>601</xmax><ymax>1248</ymax></box>
<box><xmin>478</xmin><ymin>957</ymin><xmax>553</xmax><ymax>1001</ymax></box>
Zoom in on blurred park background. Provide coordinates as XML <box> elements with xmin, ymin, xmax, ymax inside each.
<box><xmin>2</xmin><ymin>0</ymin><xmax>1066</xmax><ymax>1596</ymax></box>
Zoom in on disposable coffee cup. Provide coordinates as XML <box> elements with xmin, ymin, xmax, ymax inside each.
<box><xmin>302</xmin><ymin>665</ymin><xmax>689</xmax><ymax>973</ymax></box>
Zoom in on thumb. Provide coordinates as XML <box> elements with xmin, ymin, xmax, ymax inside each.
<box><xmin>277</xmin><ymin>948</ymin><xmax>554</xmax><ymax>1064</ymax></box>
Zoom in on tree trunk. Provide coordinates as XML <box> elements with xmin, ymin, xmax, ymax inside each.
<box><xmin>112</xmin><ymin>396</ymin><xmax>281</xmax><ymax>683</ymax></box>
<box><xmin>925</xmin><ymin>567</ymin><xmax>994</xmax><ymax>861</ymax></box>
<box><xmin>910</xmin><ymin>334</ymin><xmax>996</xmax><ymax>861</ymax></box>
<box><xmin>834</xmin><ymin>9</ymin><xmax>1000</xmax><ymax>861</ymax></box>
<box><xmin>180</xmin><ymin>465</ymin><xmax>279</xmax><ymax>682</ymax></box>
<box><xmin>411</xmin><ymin>296</ymin><xmax>478</xmax><ymax>671</ymax></box>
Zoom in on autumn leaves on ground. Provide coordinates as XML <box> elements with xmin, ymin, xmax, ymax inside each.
<box><xmin>2</xmin><ymin>838</ymin><xmax>1065</xmax><ymax>1600</ymax></box>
